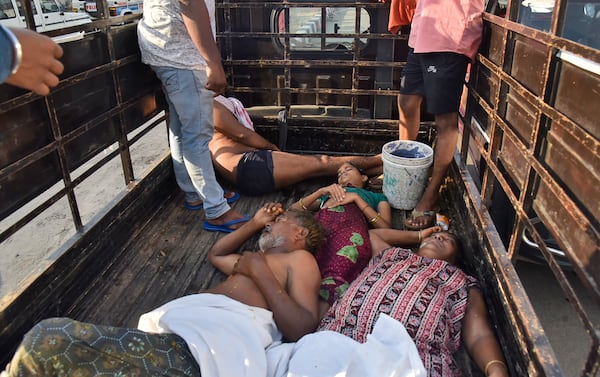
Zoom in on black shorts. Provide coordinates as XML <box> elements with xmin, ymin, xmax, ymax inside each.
<box><xmin>236</xmin><ymin>150</ymin><xmax>276</xmax><ymax>196</ymax></box>
<box><xmin>399</xmin><ymin>49</ymin><xmax>470</xmax><ymax>114</ymax></box>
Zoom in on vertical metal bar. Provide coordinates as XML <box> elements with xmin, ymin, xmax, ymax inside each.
<box><xmin>108</xmin><ymin>27</ymin><xmax>135</xmax><ymax>185</ymax></box>
<box><xmin>373</xmin><ymin>5</ymin><xmax>394</xmax><ymax>119</ymax></box>
<box><xmin>22</xmin><ymin>0</ymin><xmax>35</xmax><ymax>30</ymax></box>
<box><xmin>351</xmin><ymin>7</ymin><xmax>360</xmax><ymax>117</ymax></box>
<box><xmin>44</xmin><ymin>95</ymin><xmax>84</xmax><ymax>231</ymax></box>
<box><xmin>282</xmin><ymin>4</ymin><xmax>291</xmax><ymax>150</ymax></box>
<box><xmin>320</xmin><ymin>7</ymin><xmax>326</xmax><ymax>51</ymax></box>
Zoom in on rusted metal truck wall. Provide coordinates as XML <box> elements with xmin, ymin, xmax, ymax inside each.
<box><xmin>0</xmin><ymin>21</ymin><xmax>165</xmax><ymax>235</ymax></box>
<box><xmin>0</xmin><ymin>16</ymin><xmax>168</xmax><ymax>359</ymax></box>
<box><xmin>463</xmin><ymin>0</ymin><xmax>599</xmax><ymax>375</ymax></box>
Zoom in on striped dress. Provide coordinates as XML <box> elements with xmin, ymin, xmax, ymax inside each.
<box><xmin>318</xmin><ymin>247</ymin><xmax>478</xmax><ymax>376</ymax></box>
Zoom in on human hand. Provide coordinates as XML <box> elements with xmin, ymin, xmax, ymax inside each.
<box><xmin>420</xmin><ymin>225</ymin><xmax>441</xmax><ymax>240</ymax></box>
<box><xmin>253</xmin><ymin>202</ymin><xmax>284</xmax><ymax>227</ymax></box>
<box><xmin>5</xmin><ymin>28</ymin><xmax>64</xmax><ymax>96</ymax></box>
<box><xmin>320</xmin><ymin>183</ymin><xmax>346</xmax><ymax>202</ymax></box>
<box><xmin>327</xmin><ymin>191</ymin><xmax>359</xmax><ymax>208</ymax></box>
<box><xmin>232</xmin><ymin>250</ymin><xmax>267</xmax><ymax>277</ymax></box>
<box><xmin>205</xmin><ymin>61</ymin><xmax>227</xmax><ymax>95</ymax></box>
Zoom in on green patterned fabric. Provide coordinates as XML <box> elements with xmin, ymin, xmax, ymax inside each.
<box><xmin>4</xmin><ymin>317</ymin><xmax>201</xmax><ymax>377</ymax></box>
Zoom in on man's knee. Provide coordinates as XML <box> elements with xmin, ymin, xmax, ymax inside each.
<box><xmin>434</xmin><ymin>112</ymin><xmax>459</xmax><ymax>131</ymax></box>
<box><xmin>398</xmin><ymin>94</ymin><xmax>420</xmax><ymax>114</ymax></box>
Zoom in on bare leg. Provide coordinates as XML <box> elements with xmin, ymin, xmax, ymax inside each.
<box><xmin>271</xmin><ymin>152</ymin><xmax>382</xmax><ymax>189</ymax></box>
<box><xmin>407</xmin><ymin>112</ymin><xmax>458</xmax><ymax>229</ymax></box>
<box><xmin>398</xmin><ymin>93</ymin><xmax>422</xmax><ymax>140</ymax></box>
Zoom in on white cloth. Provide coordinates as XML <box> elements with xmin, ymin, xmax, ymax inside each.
<box><xmin>215</xmin><ymin>95</ymin><xmax>255</xmax><ymax>130</ymax></box>
<box><xmin>266</xmin><ymin>313</ymin><xmax>426</xmax><ymax>377</ymax></box>
<box><xmin>138</xmin><ymin>293</ymin><xmax>281</xmax><ymax>377</ymax></box>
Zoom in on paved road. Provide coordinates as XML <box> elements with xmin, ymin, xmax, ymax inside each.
<box><xmin>515</xmin><ymin>260</ymin><xmax>600</xmax><ymax>376</ymax></box>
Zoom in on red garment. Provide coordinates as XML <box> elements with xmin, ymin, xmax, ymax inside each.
<box><xmin>315</xmin><ymin>203</ymin><xmax>372</xmax><ymax>306</ymax></box>
<box><xmin>318</xmin><ymin>247</ymin><xmax>478</xmax><ymax>376</ymax></box>
<box><xmin>388</xmin><ymin>0</ymin><xmax>417</xmax><ymax>34</ymax></box>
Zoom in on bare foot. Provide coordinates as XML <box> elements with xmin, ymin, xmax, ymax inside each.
<box><xmin>405</xmin><ymin>196</ymin><xmax>440</xmax><ymax>230</ymax></box>
<box><xmin>186</xmin><ymin>191</ymin><xmax>239</xmax><ymax>208</ymax></box>
<box><xmin>205</xmin><ymin>209</ymin><xmax>249</xmax><ymax>231</ymax></box>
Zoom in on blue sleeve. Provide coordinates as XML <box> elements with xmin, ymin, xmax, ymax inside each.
<box><xmin>0</xmin><ymin>25</ymin><xmax>15</xmax><ymax>83</ymax></box>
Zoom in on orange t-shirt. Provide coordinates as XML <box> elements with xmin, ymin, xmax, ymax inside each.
<box><xmin>388</xmin><ymin>0</ymin><xmax>417</xmax><ymax>34</ymax></box>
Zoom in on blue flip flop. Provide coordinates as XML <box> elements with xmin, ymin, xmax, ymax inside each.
<box><xmin>203</xmin><ymin>215</ymin><xmax>250</xmax><ymax>233</ymax></box>
<box><xmin>184</xmin><ymin>192</ymin><xmax>240</xmax><ymax>210</ymax></box>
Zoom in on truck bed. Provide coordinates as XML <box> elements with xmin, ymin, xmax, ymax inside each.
<box><xmin>68</xmin><ymin>170</ymin><xmax>332</xmax><ymax>328</ymax></box>
<box><xmin>0</xmin><ymin>146</ymin><xmax>559</xmax><ymax>377</ymax></box>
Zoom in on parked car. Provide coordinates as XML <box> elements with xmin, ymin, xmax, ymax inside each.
<box><xmin>71</xmin><ymin>0</ymin><xmax>85</xmax><ymax>12</ymax></box>
<box><xmin>0</xmin><ymin>0</ymin><xmax>91</xmax><ymax>32</ymax></box>
<box><xmin>85</xmin><ymin>0</ymin><xmax>141</xmax><ymax>18</ymax></box>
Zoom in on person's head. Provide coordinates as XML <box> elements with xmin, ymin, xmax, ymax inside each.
<box><xmin>337</xmin><ymin>162</ymin><xmax>368</xmax><ymax>189</ymax></box>
<box><xmin>259</xmin><ymin>209</ymin><xmax>326</xmax><ymax>254</ymax></box>
<box><xmin>416</xmin><ymin>231</ymin><xmax>463</xmax><ymax>264</ymax></box>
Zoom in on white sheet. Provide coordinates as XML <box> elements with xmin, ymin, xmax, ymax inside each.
<box><xmin>266</xmin><ymin>313</ymin><xmax>426</xmax><ymax>377</ymax></box>
<box><xmin>138</xmin><ymin>294</ymin><xmax>425</xmax><ymax>377</ymax></box>
<box><xmin>138</xmin><ymin>293</ymin><xmax>281</xmax><ymax>377</ymax></box>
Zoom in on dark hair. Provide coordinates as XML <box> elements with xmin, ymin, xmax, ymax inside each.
<box><xmin>444</xmin><ymin>230</ymin><xmax>466</xmax><ymax>269</ymax></box>
<box><xmin>341</xmin><ymin>161</ymin><xmax>369</xmax><ymax>189</ymax></box>
<box><xmin>345</xmin><ymin>161</ymin><xmax>365</xmax><ymax>175</ymax></box>
<box><xmin>446</xmin><ymin>230</ymin><xmax>463</xmax><ymax>257</ymax></box>
<box><xmin>287</xmin><ymin>209</ymin><xmax>326</xmax><ymax>254</ymax></box>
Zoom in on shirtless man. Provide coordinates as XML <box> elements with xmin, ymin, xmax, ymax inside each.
<box><xmin>206</xmin><ymin>202</ymin><xmax>325</xmax><ymax>340</ymax></box>
<box><xmin>210</xmin><ymin>97</ymin><xmax>383</xmax><ymax>196</ymax></box>
<box><xmin>2</xmin><ymin>203</ymin><xmax>326</xmax><ymax>376</ymax></box>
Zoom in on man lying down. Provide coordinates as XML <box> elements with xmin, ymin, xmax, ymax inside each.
<box><xmin>2</xmin><ymin>204</ymin><xmax>507</xmax><ymax>377</ymax></box>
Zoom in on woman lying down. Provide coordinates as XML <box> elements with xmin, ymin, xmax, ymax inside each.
<box><xmin>2</xmin><ymin>211</ymin><xmax>508</xmax><ymax>377</ymax></box>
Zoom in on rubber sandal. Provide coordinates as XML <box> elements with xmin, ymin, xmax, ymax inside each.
<box><xmin>203</xmin><ymin>215</ymin><xmax>250</xmax><ymax>233</ymax></box>
<box><xmin>184</xmin><ymin>192</ymin><xmax>240</xmax><ymax>210</ymax></box>
<box><xmin>404</xmin><ymin>209</ymin><xmax>437</xmax><ymax>230</ymax></box>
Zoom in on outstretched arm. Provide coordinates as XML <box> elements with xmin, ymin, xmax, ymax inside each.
<box><xmin>208</xmin><ymin>203</ymin><xmax>284</xmax><ymax>275</ymax></box>
<box><xmin>462</xmin><ymin>288</ymin><xmax>509</xmax><ymax>377</ymax></box>
<box><xmin>213</xmin><ymin>100</ymin><xmax>280</xmax><ymax>150</ymax></box>
<box><xmin>369</xmin><ymin>226</ymin><xmax>440</xmax><ymax>257</ymax></box>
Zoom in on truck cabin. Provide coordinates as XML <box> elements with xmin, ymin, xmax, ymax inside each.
<box><xmin>0</xmin><ymin>0</ymin><xmax>598</xmax><ymax>375</ymax></box>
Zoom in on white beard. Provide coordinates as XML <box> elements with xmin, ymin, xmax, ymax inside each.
<box><xmin>258</xmin><ymin>232</ymin><xmax>286</xmax><ymax>252</ymax></box>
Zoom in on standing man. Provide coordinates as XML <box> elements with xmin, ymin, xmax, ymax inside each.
<box><xmin>137</xmin><ymin>0</ymin><xmax>249</xmax><ymax>232</ymax></box>
<box><xmin>397</xmin><ymin>0</ymin><xmax>484</xmax><ymax>230</ymax></box>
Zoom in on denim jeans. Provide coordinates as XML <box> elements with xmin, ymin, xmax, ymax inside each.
<box><xmin>152</xmin><ymin>66</ymin><xmax>229</xmax><ymax>219</ymax></box>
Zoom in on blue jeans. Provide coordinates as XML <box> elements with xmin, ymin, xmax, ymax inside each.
<box><xmin>152</xmin><ymin>66</ymin><xmax>230</xmax><ymax>219</ymax></box>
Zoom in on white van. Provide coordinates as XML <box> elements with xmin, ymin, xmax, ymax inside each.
<box><xmin>85</xmin><ymin>0</ymin><xmax>141</xmax><ymax>18</ymax></box>
<box><xmin>0</xmin><ymin>0</ymin><xmax>91</xmax><ymax>32</ymax></box>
